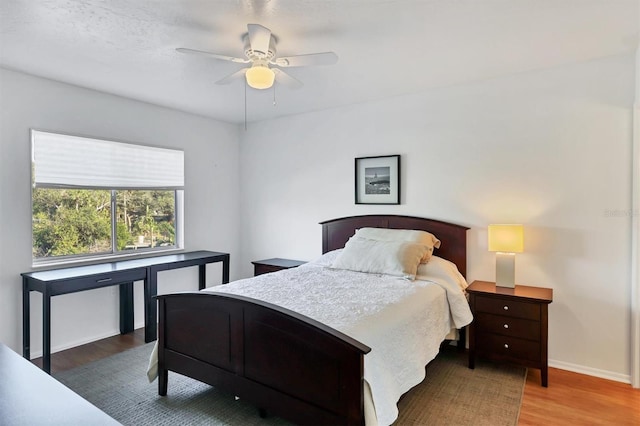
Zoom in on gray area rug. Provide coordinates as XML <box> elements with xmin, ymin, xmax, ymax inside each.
<box><xmin>55</xmin><ymin>343</ymin><xmax>525</xmax><ymax>425</ymax></box>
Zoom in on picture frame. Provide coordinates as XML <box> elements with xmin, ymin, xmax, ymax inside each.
<box><xmin>355</xmin><ymin>154</ymin><xmax>401</xmax><ymax>204</ymax></box>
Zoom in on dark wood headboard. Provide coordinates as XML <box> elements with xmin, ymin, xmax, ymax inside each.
<box><xmin>320</xmin><ymin>215</ymin><xmax>469</xmax><ymax>277</ymax></box>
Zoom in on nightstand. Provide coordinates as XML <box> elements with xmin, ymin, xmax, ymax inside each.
<box><xmin>251</xmin><ymin>258</ymin><xmax>306</xmax><ymax>276</ymax></box>
<box><xmin>467</xmin><ymin>280</ymin><xmax>553</xmax><ymax>387</ymax></box>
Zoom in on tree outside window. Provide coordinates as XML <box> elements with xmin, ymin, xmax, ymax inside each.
<box><xmin>32</xmin><ymin>188</ymin><xmax>177</xmax><ymax>260</ymax></box>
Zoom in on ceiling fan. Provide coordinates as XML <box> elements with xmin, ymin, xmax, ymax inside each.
<box><xmin>176</xmin><ymin>23</ymin><xmax>338</xmax><ymax>90</ymax></box>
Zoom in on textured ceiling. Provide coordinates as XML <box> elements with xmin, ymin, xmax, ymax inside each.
<box><xmin>0</xmin><ymin>0</ymin><xmax>638</xmax><ymax>124</ymax></box>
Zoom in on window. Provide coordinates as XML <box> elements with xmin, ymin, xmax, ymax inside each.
<box><xmin>31</xmin><ymin>130</ymin><xmax>184</xmax><ymax>264</ymax></box>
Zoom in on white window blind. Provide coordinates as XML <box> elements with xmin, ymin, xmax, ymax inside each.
<box><xmin>32</xmin><ymin>130</ymin><xmax>184</xmax><ymax>189</ymax></box>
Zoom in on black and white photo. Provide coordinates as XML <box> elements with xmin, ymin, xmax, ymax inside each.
<box><xmin>355</xmin><ymin>155</ymin><xmax>400</xmax><ymax>204</ymax></box>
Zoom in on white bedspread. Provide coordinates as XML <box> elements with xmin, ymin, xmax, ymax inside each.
<box><xmin>148</xmin><ymin>253</ymin><xmax>472</xmax><ymax>426</ymax></box>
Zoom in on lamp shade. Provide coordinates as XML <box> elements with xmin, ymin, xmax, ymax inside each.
<box><xmin>246</xmin><ymin>65</ymin><xmax>275</xmax><ymax>89</ymax></box>
<box><xmin>488</xmin><ymin>224</ymin><xmax>524</xmax><ymax>253</ymax></box>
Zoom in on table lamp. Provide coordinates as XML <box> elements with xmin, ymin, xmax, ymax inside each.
<box><xmin>488</xmin><ymin>224</ymin><xmax>524</xmax><ymax>288</ymax></box>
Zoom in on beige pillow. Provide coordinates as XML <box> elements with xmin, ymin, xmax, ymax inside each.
<box><xmin>330</xmin><ymin>237</ymin><xmax>429</xmax><ymax>279</ymax></box>
<box><xmin>354</xmin><ymin>227</ymin><xmax>441</xmax><ymax>262</ymax></box>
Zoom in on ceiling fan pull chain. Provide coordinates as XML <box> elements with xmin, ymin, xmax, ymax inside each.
<box><xmin>273</xmin><ymin>85</ymin><xmax>277</xmax><ymax>106</ymax></box>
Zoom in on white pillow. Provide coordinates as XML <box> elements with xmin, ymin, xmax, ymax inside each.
<box><xmin>330</xmin><ymin>237</ymin><xmax>429</xmax><ymax>279</ymax></box>
<box><xmin>416</xmin><ymin>256</ymin><xmax>468</xmax><ymax>291</ymax></box>
<box><xmin>308</xmin><ymin>249</ymin><xmax>343</xmax><ymax>267</ymax></box>
<box><xmin>354</xmin><ymin>227</ymin><xmax>441</xmax><ymax>262</ymax></box>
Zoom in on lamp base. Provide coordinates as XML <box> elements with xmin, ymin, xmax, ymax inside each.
<box><xmin>495</xmin><ymin>252</ymin><xmax>516</xmax><ymax>288</ymax></box>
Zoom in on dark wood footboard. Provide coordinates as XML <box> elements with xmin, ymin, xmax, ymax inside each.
<box><xmin>157</xmin><ymin>292</ymin><xmax>371</xmax><ymax>425</ymax></box>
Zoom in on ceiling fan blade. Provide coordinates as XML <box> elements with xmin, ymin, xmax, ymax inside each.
<box><xmin>176</xmin><ymin>48</ymin><xmax>249</xmax><ymax>64</ymax></box>
<box><xmin>273</xmin><ymin>68</ymin><xmax>303</xmax><ymax>89</ymax></box>
<box><xmin>247</xmin><ymin>23</ymin><xmax>272</xmax><ymax>56</ymax></box>
<box><xmin>273</xmin><ymin>52</ymin><xmax>338</xmax><ymax>67</ymax></box>
<box><xmin>215</xmin><ymin>68</ymin><xmax>248</xmax><ymax>85</ymax></box>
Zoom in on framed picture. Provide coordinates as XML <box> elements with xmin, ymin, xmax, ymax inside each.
<box><xmin>355</xmin><ymin>155</ymin><xmax>400</xmax><ymax>204</ymax></box>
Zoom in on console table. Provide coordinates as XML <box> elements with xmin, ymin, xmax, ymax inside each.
<box><xmin>22</xmin><ymin>250</ymin><xmax>229</xmax><ymax>373</ymax></box>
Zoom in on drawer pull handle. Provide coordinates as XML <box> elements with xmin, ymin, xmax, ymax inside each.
<box><xmin>504</xmin><ymin>344</ymin><xmax>509</xmax><ymax>349</ymax></box>
<box><xmin>97</xmin><ymin>278</ymin><xmax>113</xmax><ymax>283</ymax></box>
<box><xmin>503</xmin><ymin>324</ymin><xmax>509</xmax><ymax>329</ymax></box>
<box><xmin>503</xmin><ymin>305</ymin><xmax>509</xmax><ymax>311</ymax></box>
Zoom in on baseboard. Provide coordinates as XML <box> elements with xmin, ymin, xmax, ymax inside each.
<box><xmin>28</xmin><ymin>321</ymin><xmax>146</xmax><ymax>359</ymax></box>
<box><xmin>549</xmin><ymin>359</ymin><xmax>631</xmax><ymax>384</ymax></box>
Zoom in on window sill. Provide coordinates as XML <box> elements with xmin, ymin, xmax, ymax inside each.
<box><xmin>31</xmin><ymin>247</ymin><xmax>184</xmax><ymax>270</ymax></box>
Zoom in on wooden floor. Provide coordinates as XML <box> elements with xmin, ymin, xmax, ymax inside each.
<box><xmin>33</xmin><ymin>330</ymin><xmax>640</xmax><ymax>425</ymax></box>
<box><xmin>520</xmin><ymin>367</ymin><xmax>640</xmax><ymax>426</ymax></box>
<box><xmin>30</xmin><ymin>328</ymin><xmax>146</xmax><ymax>372</ymax></box>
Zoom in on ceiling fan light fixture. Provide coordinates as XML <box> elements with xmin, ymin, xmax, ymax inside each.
<box><xmin>245</xmin><ymin>64</ymin><xmax>275</xmax><ymax>89</ymax></box>
<box><xmin>177</xmin><ymin>24</ymin><xmax>336</xmax><ymax>90</ymax></box>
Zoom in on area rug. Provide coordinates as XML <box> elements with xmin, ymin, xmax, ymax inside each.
<box><xmin>395</xmin><ymin>347</ymin><xmax>526</xmax><ymax>425</ymax></box>
<box><xmin>55</xmin><ymin>343</ymin><xmax>525</xmax><ymax>425</ymax></box>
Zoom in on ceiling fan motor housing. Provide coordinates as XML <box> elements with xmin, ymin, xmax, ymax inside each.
<box><xmin>243</xmin><ymin>34</ymin><xmax>277</xmax><ymax>62</ymax></box>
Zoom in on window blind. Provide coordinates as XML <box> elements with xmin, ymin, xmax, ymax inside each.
<box><xmin>32</xmin><ymin>130</ymin><xmax>184</xmax><ymax>189</ymax></box>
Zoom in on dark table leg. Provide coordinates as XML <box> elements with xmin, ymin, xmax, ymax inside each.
<box><xmin>22</xmin><ymin>278</ymin><xmax>30</xmax><ymax>360</ymax></box>
<box><xmin>222</xmin><ymin>255</ymin><xmax>230</xmax><ymax>284</ymax></box>
<box><xmin>119</xmin><ymin>282</ymin><xmax>134</xmax><ymax>334</ymax></box>
<box><xmin>42</xmin><ymin>289</ymin><xmax>51</xmax><ymax>374</ymax></box>
<box><xmin>198</xmin><ymin>264</ymin><xmax>206</xmax><ymax>290</ymax></box>
<box><xmin>144</xmin><ymin>270</ymin><xmax>157</xmax><ymax>343</ymax></box>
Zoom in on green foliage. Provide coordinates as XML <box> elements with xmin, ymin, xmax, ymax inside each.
<box><xmin>32</xmin><ymin>189</ymin><xmax>111</xmax><ymax>257</ymax></box>
<box><xmin>116</xmin><ymin>190</ymin><xmax>175</xmax><ymax>249</ymax></box>
<box><xmin>32</xmin><ymin>188</ymin><xmax>176</xmax><ymax>259</ymax></box>
<box><xmin>116</xmin><ymin>222</ymin><xmax>133</xmax><ymax>251</ymax></box>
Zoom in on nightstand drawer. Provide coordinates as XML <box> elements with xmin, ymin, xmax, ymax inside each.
<box><xmin>475</xmin><ymin>312</ymin><xmax>540</xmax><ymax>341</ymax></box>
<box><xmin>476</xmin><ymin>333</ymin><xmax>541</xmax><ymax>362</ymax></box>
<box><xmin>475</xmin><ymin>295</ymin><xmax>540</xmax><ymax>321</ymax></box>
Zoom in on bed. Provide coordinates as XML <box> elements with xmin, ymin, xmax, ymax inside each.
<box><xmin>152</xmin><ymin>215</ymin><xmax>472</xmax><ymax>425</ymax></box>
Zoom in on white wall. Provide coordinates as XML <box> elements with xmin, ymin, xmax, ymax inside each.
<box><xmin>0</xmin><ymin>68</ymin><xmax>241</xmax><ymax>355</ymax></box>
<box><xmin>239</xmin><ymin>54</ymin><xmax>636</xmax><ymax>382</ymax></box>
